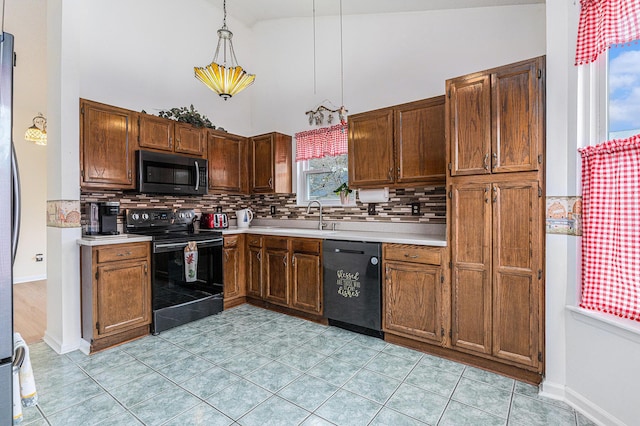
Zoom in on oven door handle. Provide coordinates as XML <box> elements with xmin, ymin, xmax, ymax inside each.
<box><xmin>154</xmin><ymin>238</ymin><xmax>222</xmax><ymax>252</ymax></box>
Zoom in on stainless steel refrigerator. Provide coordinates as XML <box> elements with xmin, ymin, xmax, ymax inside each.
<box><xmin>0</xmin><ymin>31</ymin><xmax>21</xmax><ymax>424</ymax></box>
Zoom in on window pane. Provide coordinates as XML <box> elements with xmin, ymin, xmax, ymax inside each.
<box><xmin>305</xmin><ymin>154</ymin><xmax>348</xmax><ymax>202</ymax></box>
<box><xmin>608</xmin><ymin>40</ymin><xmax>640</xmax><ymax>139</ymax></box>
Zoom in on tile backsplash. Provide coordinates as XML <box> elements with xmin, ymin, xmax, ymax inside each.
<box><xmin>80</xmin><ymin>186</ymin><xmax>445</xmax><ymax>228</ymax></box>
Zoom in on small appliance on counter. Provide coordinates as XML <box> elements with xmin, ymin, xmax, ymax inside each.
<box><xmin>85</xmin><ymin>202</ymin><xmax>120</xmax><ymax>235</ymax></box>
<box><xmin>200</xmin><ymin>213</ymin><xmax>228</xmax><ymax>229</ymax></box>
<box><xmin>236</xmin><ymin>208</ymin><xmax>253</xmax><ymax>228</ymax></box>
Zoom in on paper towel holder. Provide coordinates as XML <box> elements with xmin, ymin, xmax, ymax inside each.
<box><xmin>358</xmin><ymin>187</ymin><xmax>390</xmax><ymax>203</ymax></box>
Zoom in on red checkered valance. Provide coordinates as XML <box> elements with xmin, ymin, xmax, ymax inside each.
<box><xmin>575</xmin><ymin>0</ymin><xmax>640</xmax><ymax>65</ymax></box>
<box><xmin>295</xmin><ymin>124</ymin><xmax>348</xmax><ymax>162</ymax></box>
<box><xmin>579</xmin><ymin>134</ymin><xmax>640</xmax><ymax>321</ymax></box>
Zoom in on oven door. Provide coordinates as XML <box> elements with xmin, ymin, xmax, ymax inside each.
<box><xmin>151</xmin><ymin>237</ymin><xmax>223</xmax><ymax>333</ymax></box>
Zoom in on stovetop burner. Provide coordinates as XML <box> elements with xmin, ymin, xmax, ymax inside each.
<box><xmin>125</xmin><ymin>208</ymin><xmax>222</xmax><ymax>243</ymax></box>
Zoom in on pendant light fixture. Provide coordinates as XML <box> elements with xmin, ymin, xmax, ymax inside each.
<box><xmin>194</xmin><ymin>0</ymin><xmax>255</xmax><ymax>100</ymax></box>
<box><xmin>24</xmin><ymin>113</ymin><xmax>47</xmax><ymax>146</ymax></box>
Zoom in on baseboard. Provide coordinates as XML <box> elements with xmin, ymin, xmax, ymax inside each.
<box><xmin>42</xmin><ymin>331</ymin><xmax>80</xmax><ymax>355</ymax></box>
<box><xmin>13</xmin><ymin>274</ymin><xmax>47</xmax><ymax>284</ymax></box>
<box><xmin>539</xmin><ymin>379</ymin><xmax>565</xmax><ymax>400</ymax></box>
<box><xmin>78</xmin><ymin>339</ymin><xmax>91</xmax><ymax>355</ymax></box>
<box><xmin>564</xmin><ymin>387</ymin><xmax>626</xmax><ymax>426</ymax></box>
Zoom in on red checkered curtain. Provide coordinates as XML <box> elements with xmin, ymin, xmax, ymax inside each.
<box><xmin>575</xmin><ymin>0</ymin><xmax>640</xmax><ymax>65</ymax></box>
<box><xmin>295</xmin><ymin>124</ymin><xmax>348</xmax><ymax>162</ymax></box>
<box><xmin>579</xmin><ymin>134</ymin><xmax>640</xmax><ymax>321</ymax></box>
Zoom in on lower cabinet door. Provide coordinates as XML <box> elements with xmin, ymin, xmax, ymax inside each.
<box><xmin>291</xmin><ymin>252</ymin><xmax>322</xmax><ymax>315</ymax></box>
<box><xmin>264</xmin><ymin>249</ymin><xmax>289</xmax><ymax>306</ymax></box>
<box><xmin>384</xmin><ymin>260</ymin><xmax>442</xmax><ymax>344</ymax></box>
<box><xmin>96</xmin><ymin>260</ymin><xmax>150</xmax><ymax>336</ymax></box>
<box><xmin>247</xmin><ymin>246</ymin><xmax>262</xmax><ymax>298</ymax></box>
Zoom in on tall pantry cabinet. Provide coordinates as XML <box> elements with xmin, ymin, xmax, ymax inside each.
<box><xmin>446</xmin><ymin>56</ymin><xmax>546</xmax><ymax>376</ymax></box>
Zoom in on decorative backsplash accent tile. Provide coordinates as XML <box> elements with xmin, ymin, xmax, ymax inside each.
<box><xmin>80</xmin><ymin>186</ymin><xmax>446</xmax><ymax>226</ymax></box>
<box><xmin>546</xmin><ymin>196</ymin><xmax>582</xmax><ymax>236</ymax></box>
<box><xmin>47</xmin><ymin>200</ymin><xmax>81</xmax><ymax>228</ymax></box>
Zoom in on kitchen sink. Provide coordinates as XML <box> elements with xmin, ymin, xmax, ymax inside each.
<box><xmin>248</xmin><ymin>226</ymin><xmax>338</xmax><ymax>236</ymax></box>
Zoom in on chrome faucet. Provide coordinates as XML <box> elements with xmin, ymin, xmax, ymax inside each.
<box><xmin>306</xmin><ymin>200</ymin><xmax>326</xmax><ymax>230</ymax></box>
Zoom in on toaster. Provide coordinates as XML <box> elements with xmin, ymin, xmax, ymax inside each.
<box><xmin>201</xmin><ymin>213</ymin><xmax>228</xmax><ymax>229</ymax></box>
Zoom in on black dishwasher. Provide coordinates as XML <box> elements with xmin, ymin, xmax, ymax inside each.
<box><xmin>323</xmin><ymin>240</ymin><xmax>382</xmax><ymax>338</ymax></box>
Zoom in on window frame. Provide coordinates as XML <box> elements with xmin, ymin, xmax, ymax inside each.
<box><xmin>295</xmin><ymin>155</ymin><xmax>350</xmax><ymax>207</ymax></box>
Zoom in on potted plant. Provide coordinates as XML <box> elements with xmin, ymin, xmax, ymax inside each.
<box><xmin>334</xmin><ymin>182</ymin><xmax>353</xmax><ymax>205</ymax></box>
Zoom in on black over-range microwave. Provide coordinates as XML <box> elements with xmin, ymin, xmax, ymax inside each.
<box><xmin>136</xmin><ymin>150</ymin><xmax>208</xmax><ymax>195</ymax></box>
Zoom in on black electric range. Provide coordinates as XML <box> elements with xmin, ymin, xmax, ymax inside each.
<box><xmin>125</xmin><ymin>208</ymin><xmax>224</xmax><ymax>334</ymax></box>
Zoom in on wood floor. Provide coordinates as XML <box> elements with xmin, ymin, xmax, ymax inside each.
<box><xmin>13</xmin><ymin>280</ymin><xmax>47</xmax><ymax>344</ymax></box>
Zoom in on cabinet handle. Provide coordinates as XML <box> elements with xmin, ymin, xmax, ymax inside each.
<box><xmin>268</xmin><ymin>177</ymin><xmax>273</xmax><ymax>188</ymax></box>
<box><xmin>283</xmin><ymin>256</ymin><xmax>287</xmax><ymax>266</ymax></box>
<box><xmin>117</xmin><ymin>251</ymin><xmax>132</xmax><ymax>257</ymax></box>
<box><xmin>144</xmin><ymin>264</ymin><xmax>148</xmax><ymax>274</ymax></box>
<box><xmin>251</xmin><ymin>240</ymin><xmax>259</xmax><ymax>245</ymax></box>
<box><xmin>485</xmin><ymin>187</ymin><xmax>489</xmax><ymax>203</ymax></box>
<box><xmin>388</xmin><ymin>168</ymin><xmax>393</xmax><ymax>180</ymax></box>
<box><xmin>127</xmin><ymin>170</ymin><xmax>132</xmax><ymax>182</ymax></box>
<box><xmin>176</xmin><ymin>138</ymin><xmax>181</xmax><ymax>148</ymax></box>
<box><xmin>169</xmin><ymin>136</ymin><xmax>173</xmax><ymax>147</ymax></box>
<box><xmin>257</xmin><ymin>251</ymin><xmax>261</xmax><ymax>261</ymax></box>
<box><xmin>483</xmin><ymin>154</ymin><xmax>489</xmax><ymax>170</ymax></box>
<box><xmin>397</xmin><ymin>166</ymin><xmax>400</xmax><ymax>176</ymax></box>
<box><xmin>493</xmin><ymin>186</ymin><xmax>498</xmax><ymax>203</ymax></box>
<box><xmin>492</xmin><ymin>152</ymin><xmax>498</xmax><ymax>169</ymax></box>
<box><xmin>224</xmin><ymin>251</ymin><xmax>229</xmax><ymax>260</ymax></box>
<box><xmin>404</xmin><ymin>254</ymin><xmax>419</xmax><ymax>259</ymax></box>
<box><xmin>292</xmin><ymin>255</ymin><xmax>296</xmax><ymax>266</ymax></box>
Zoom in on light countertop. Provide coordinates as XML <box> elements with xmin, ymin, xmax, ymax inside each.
<box><xmin>77</xmin><ymin>234</ymin><xmax>152</xmax><ymax>247</ymax></box>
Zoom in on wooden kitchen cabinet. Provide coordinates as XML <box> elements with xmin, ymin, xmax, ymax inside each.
<box><xmin>348</xmin><ymin>96</ymin><xmax>446</xmax><ymax>188</ymax></box>
<box><xmin>207</xmin><ymin>131</ymin><xmax>248</xmax><ymax>193</ymax></box>
<box><xmin>223</xmin><ymin>234</ymin><xmax>246</xmax><ymax>308</ymax></box>
<box><xmin>250</xmin><ymin>132</ymin><xmax>292</xmax><ymax>194</ymax></box>
<box><xmin>80</xmin><ymin>242</ymin><xmax>151</xmax><ymax>352</ymax></box>
<box><xmin>263</xmin><ymin>237</ymin><xmax>290</xmax><ymax>306</ymax></box>
<box><xmin>383</xmin><ymin>244</ymin><xmax>444</xmax><ymax>345</ymax></box>
<box><xmin>348</xmin><ymin>108</ymin><xmax>395</xmax><ymax>187</ymax></box>
<box><xmin>138</xmin><ymin>114</ymin><xmax>205</xmax><ymax>157</ymax></box>
<box><xmin>447</xmin><ymin>56</ymin><xmax>545</xmax><ymax>176</ymax></box>
<box><xmin>449</xmin><ymin>177</ymin><xmax>543</xmax><ymax>369</ymax></box>
<box><xmin>246</xmin><ymin>235</ymin><xmax>263</xmax><ymax>298</ymax></box>
<box><xmin>80</xmin><ymin>99</ymin><xmax>137</xmax><ymax>190</ymax></box>
<box><xmin>291</xmin><ymin>238</ymin><xmax>322</xmax><ymax>315</ymax></box>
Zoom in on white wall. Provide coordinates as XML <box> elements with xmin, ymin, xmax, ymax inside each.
<box><xmin>250</xmin><ymin>4</ymin><xmax>546</xmax><ymax>135</ymax></box>
<box><xmin>5</xmin><ymin>0</ymin><xmax>48</xmax><ymax>283</ymax></box>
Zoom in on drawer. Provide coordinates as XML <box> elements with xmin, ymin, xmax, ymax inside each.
<box><xmin>96</xmin><ymin>243</ymin><xmax>148</xmax><ymax>263</ymax></box>
<box><xmin>247</xmin><ymin>234</ymin><xmax>263</xmax><ymax>247</ymax></box>
<box><xmin>224</xmin><ymin>235</ymin><xmax>240</xmax><ymax>248</ymax></box>
<box><xmin>383</xmin><ymin>244</ymin><xmax>442</xmax><ymax>265</ymax></box>
<box><xmin>264</xmin><ymin>236</ymin><xmax>288</xmax><ymax>250</ymax></box>
<box><xmin>291</xmin><ymin>238</ymin><xmax>321</xmax><ymax>254</ymax></box>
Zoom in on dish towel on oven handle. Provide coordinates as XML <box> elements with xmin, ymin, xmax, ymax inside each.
<box><xmin>184</xmin><ymin>241</ymin><xmax>198</xmax><ymax>282</ymax></box>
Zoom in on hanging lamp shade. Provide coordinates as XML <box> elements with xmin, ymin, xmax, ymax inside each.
<box><xmin>24</xmin><ymin>113</ymin><xmax>47</xmax><ymax>146</ymax></box>
<box><xmin>194</xmin><ymin>0</ymin><xmax>255</xmax><ymax>100</ymax></box>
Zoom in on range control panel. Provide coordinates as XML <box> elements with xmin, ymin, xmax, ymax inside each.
<box><xmin>125</xmin><ymin>208</ymin><xmax>196</xmax><ymax>230</ymax></box>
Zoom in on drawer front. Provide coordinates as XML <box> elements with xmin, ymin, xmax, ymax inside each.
<box><xmin>96</xmin><ymin>243</ymin><xmax>149</xmax><ymax>263</ymax></box>
<box><xmin>224</xmin><ymin>235</ymin><xmax>240</xmax><ymax>248</ymax></box>
<box><xmin>384</xmin><ymin>244</ymin><xmax>442</xmax><ymax>265</ymax></box>
<box><xmin>264</xmin><ymin>236</ymin><xmax>288</xmax><ymax>250</ymax></box>
<box><xmin>291</xmin><ymin>238</ymin><xmax>321</xmax><ymax>254</ymax></box>
<box><xmin>247</xmin><ymin>234</ymin><xmax>263</xmax><ymax>247</ymax></box>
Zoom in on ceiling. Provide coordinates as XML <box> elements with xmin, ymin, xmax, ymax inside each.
<box><xmin>217</xmin><ymin>0</ymin><xmax>545</xmax><ymax>27</ymax></box>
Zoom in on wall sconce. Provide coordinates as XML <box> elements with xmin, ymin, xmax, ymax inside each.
<box><xmin>24</xmin><ymin>113</ymin><xmax>47</xmax><ymax>146</ymax></box>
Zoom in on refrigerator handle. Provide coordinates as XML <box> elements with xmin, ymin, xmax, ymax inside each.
<box><xmin>11</xmin><ymin>143</ymin><xmax>20</xmax><ymax>265</ymax></box>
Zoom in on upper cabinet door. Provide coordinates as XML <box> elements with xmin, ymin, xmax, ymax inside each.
<box><xmin>348</xmin><ymin>108</ymin><xmax>394</xmax><ymax>187</ymax></box>
<box><xmin>174</xmin><ymin>123</ymin><xmax>204</xmax><ymax>156</ymax></box>
<box><xmin>251</xmin><ymin>134</ymin><xmax>275</xmax><ymax>192</ymax></box>
<box><xmin>207</xmin><ymin>132</ymin><xmax>247</xmax><ymax>193</ymax></box>
<box><xmin>447</xmin><ymin>74</ymin><xmax>491</xmax><ymax>176</ymax></box>
<box><xmin>491</xmin><ymin>57</ymin><xmax>544</xmax><ymax>174</ymax></box>
<box><xmin>138</xmin><ymin>114</ymin><xmax>173</xmax><ymax>152</ymax></box>
<box><xmin>80</xmin><ymin>99</ymin><xmax>136</xmax><ymax>189</ymax></box>
<box><xmin>395</xmin><ymin>97</ymin><xmax>446</xmax><ymax>185</ymax></box>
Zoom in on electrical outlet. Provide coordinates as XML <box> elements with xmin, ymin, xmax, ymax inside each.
<box><xmin>368</xmin><ymin>203</ymin><xmax>377</xmax><ymax>215</ymax></box>
<box><xmin>35</xmin><ymin>253</ymin><xmax>44</xmax><ymax>262</ymax></box>
<box><xmin>215</xmin><ymin>206</ymin><xmax>222</xmax><ymax>213</ymax></box>
<box><xmin>411</xmin><ymin>202</ymin><xmax>421</xmax><ymax>216</ymax></box>
<box><xmin>270</xmin><ymin>205</ymin><xmax>276</xmax><ymax>215</ymax></box>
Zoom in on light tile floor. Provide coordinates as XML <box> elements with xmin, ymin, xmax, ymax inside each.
<box><xmin>18</xmin><ymin>305</ymin><xmax>598</xmax><ymax>425</ymax></box>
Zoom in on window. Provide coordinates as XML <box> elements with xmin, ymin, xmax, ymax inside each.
<box><xmin>297</xmin><ymin>154</ymin><xmax>348</xmax><ymax>205</ymax></box>
<box><xmin>608</xmin><ymin>41</ymin><xmax>640</xmax><ymax>140</ymax></box>
<box><xmin>294</xmin><ymin>124</ymin><xmax>349</xmax><ymax>205</ymax></box>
